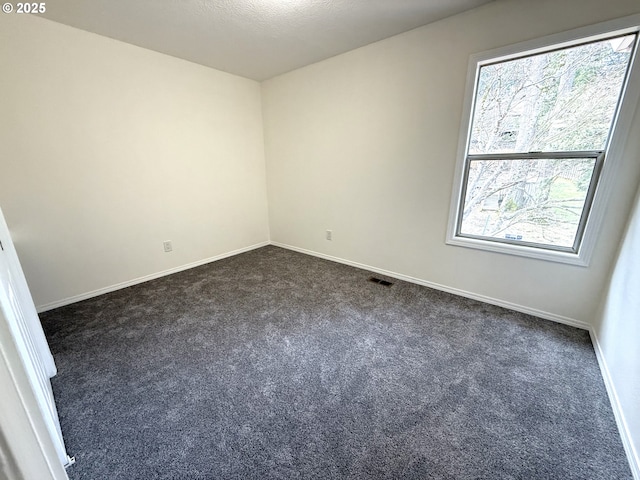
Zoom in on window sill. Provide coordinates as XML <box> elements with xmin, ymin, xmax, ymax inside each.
<box><xmin>445</xmin><ymin>235</ymin><xmax>589</xmax><ymax>266</ymax></box>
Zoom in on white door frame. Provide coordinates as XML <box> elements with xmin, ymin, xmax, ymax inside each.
<box><xmin>0</xmin><ymin>206</ymin><xmax>72</xmax><ymax>473</ymax></box>
<box><xmin>0</xmin><ymin>308</ymin><xmax>69</xmax><ymax>480</ymax></box>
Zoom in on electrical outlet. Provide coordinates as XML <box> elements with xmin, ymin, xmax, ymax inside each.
<box><xmin>326</xmin><ymin>230</ymin><xmax>332</xmax><ymax>241</ymax></box>
<box><xmin>163</xmin><ymin>240</ymin><xmax>173</xmax><ymax>252</ymax></box>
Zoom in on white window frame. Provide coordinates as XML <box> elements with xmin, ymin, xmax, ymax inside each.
<box><xmin>446</xmin><ymin>15</ymin><xmax>640</xmax><ymax>266</ymax></box>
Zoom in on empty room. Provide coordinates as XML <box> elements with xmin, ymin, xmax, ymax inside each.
<box><xmin>1</xmin><ymin>0</ymin><xmax>640</xmax><ymax>479</ymax></box>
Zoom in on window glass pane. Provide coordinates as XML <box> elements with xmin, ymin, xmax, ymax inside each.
<box><xmin>469</xmin><ymin>34</ymin><xmax>636</xmax><ymax>154</ymax></box>
<box><xmin>460</xmin><ymin>158</ymin><xmax>597</xmax><ymax>248</ymax></box>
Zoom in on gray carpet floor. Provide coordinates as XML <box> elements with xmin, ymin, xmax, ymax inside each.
<box><xmin>40</xmin><ymin>245</ymin><xmax>632</xmax><ymax>479</ymax></box>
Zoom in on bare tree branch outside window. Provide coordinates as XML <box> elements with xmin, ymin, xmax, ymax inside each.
<box><xmin>458</xmin><ymin>34</ymin><xmax>636</xmax><ymax>250</ymax></box>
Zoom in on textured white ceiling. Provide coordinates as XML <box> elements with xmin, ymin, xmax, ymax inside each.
<box><xmin>42</xmin><ymin>0</ymin><xmax>494</xmax><ymax>81</ymax></box>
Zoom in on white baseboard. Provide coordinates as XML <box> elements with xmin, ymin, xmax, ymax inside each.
<box><xmin>272</xmin><ymin>241</ymin><xmax>639</xmax><ymax>476</ymax></box>
<box><xmin>38</xmin><ymin>239</ymin><xmax>590</xmax><ymax>326</ymax></box>
<box><xmin>269</xmin><ymin>241</ymin><xmax>590</xmax><ymax>330</ymax></box>
<box><xmin>36</xmin><ymin>241</ymin><xmax>270</xmax><ymax>312</ymax></box>
<box><xmin>35</xmin><ymin>238</ymin><xmax>636</xmax><ymax>476</ymax></box>
<box><xmin>590</xmin><ymin>329</ymin><xmax>640</xmax><ymax>480</ymax></box>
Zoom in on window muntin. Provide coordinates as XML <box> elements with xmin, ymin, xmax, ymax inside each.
<box><xmin>455</xmin><ymin>32</ymin><xmax>637</xmax><ymax>255</ymax></box>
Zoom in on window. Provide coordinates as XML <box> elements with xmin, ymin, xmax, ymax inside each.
<box><xmin>447</xmin><ymin>17</ymin><xmax>640</xmax><ymax>265</ymax></box>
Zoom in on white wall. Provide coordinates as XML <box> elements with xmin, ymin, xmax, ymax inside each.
<box><xmin>594</xmin><ymin>176</ymin><xmax>640</xmax><ymax>477</ymax></box>
<box><xmin>1</xmin><ymin>1</ymin><xmax>638</xmax><ymax>476</ymax></box>
<box><xmin>262</xmin><ymin>0</ymin><xmax>640</xmax><ymax>326</ymax></box>
<box><xmin>0</xmin><ymin>15</ymin><xmax>269</xmax><ymax>309</ymax></box>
